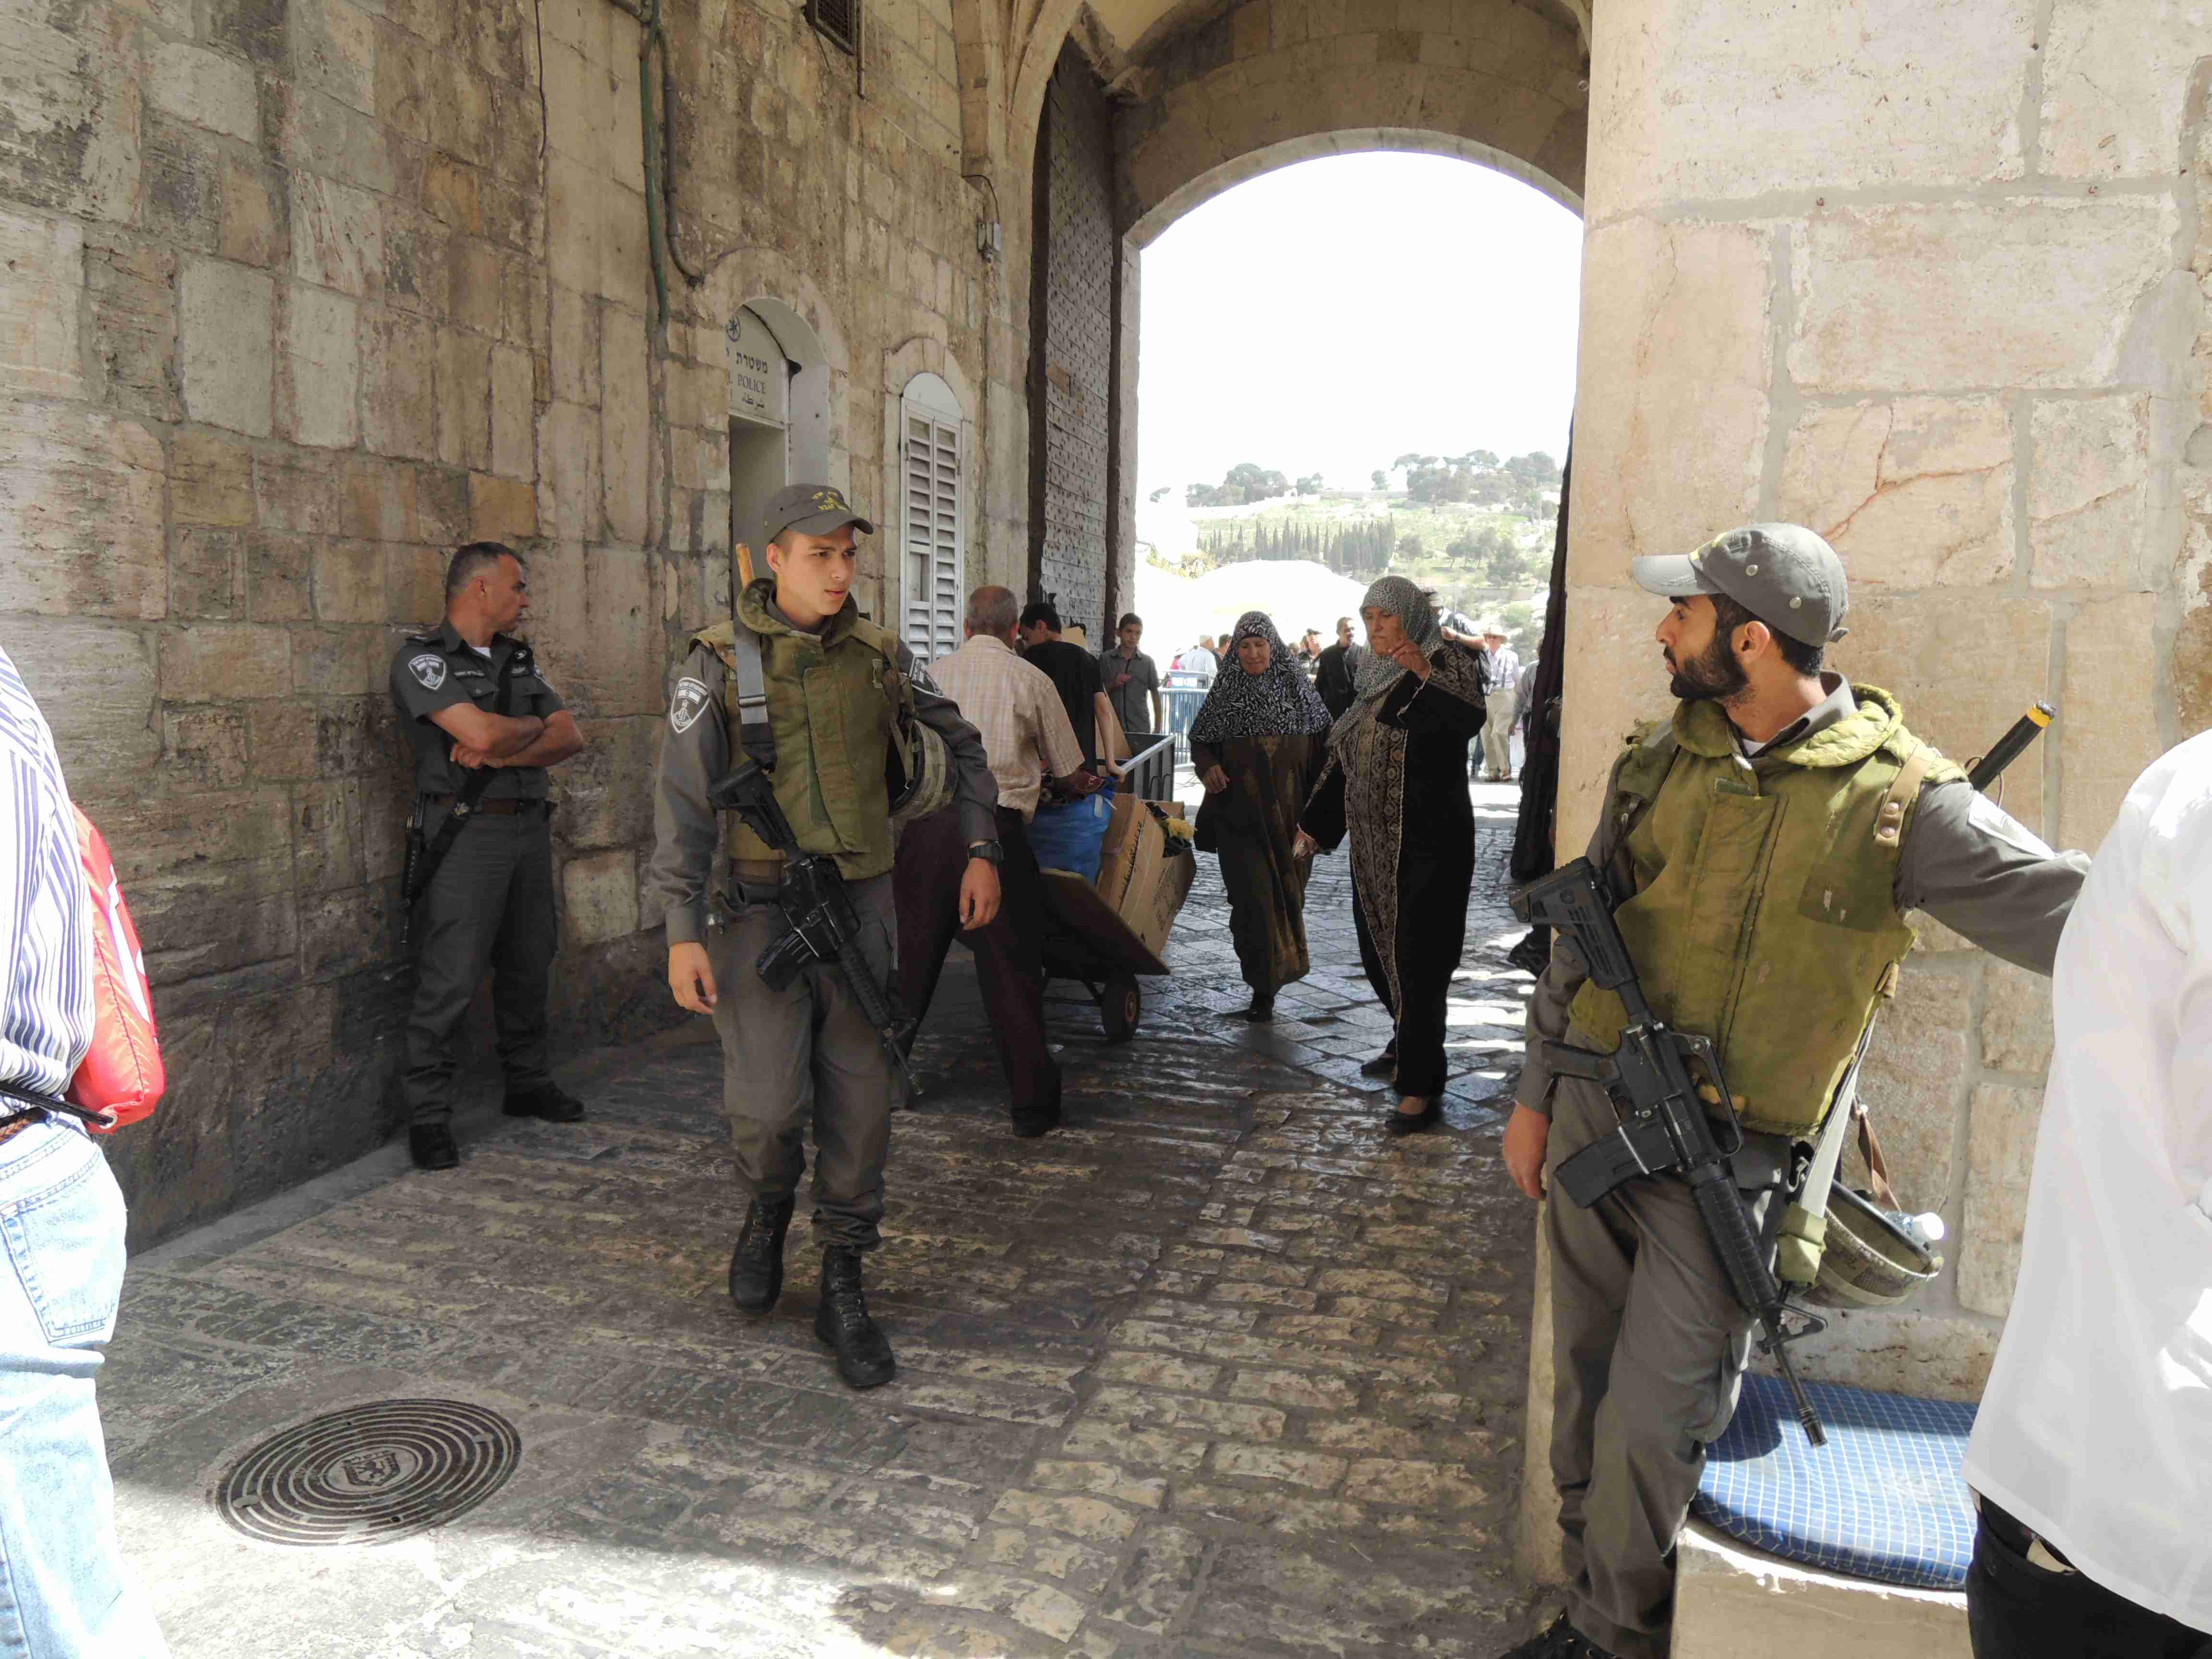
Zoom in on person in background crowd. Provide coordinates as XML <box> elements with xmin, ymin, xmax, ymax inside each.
<box><xmin>0</xmin><ymin>645</ymin><xmax>171</xmax><ymax>1658</ymax></box>
<box><xmin>1098</xmin><ymin>613</ymin><xmax>1162</xmax><ymax>739</ymax></box>
<box><xmin>1962</xmin><ymin>730</ymin><xmax>2212</xmax><ymax>1659</ymax></box>
<box><xmin>1020</xmin><ymin>601</ymin><xmax>1115</xmax><ymax>767</ymax></box>
<box><xmin>1296</xmin><ymin>578</ymin><xmax>1487</xmax><ymax>1133</ymax></box>
<box><xmin>1514</xmin><ymin>650</ymin><xmax>1542</xmax><ymax>775</ymax></box>
<box><xmin>1297</xmin><ymin>629</ymin><xmax>1325</xmax><ymax>677</ymax></box>
<box><xmin>1478</xmin><ymin>624</ymin><xmax>1521</xmax><ymax>782</ymax></box>
<box><xmin>1191</xmin><ymin>613</ymin><xmax>1337</xmax><ymax>1023</ymax></box>
<box><xmin>1183</xmin><ymin>636</ymin><xmax>1219</xmax><ymax>683</ymax></box>
<box><xmin>1314</xmin><ymin>616</ymin><xmax>1360</xmax><ymax>718</ymax></box>
<box><xmin>900</xmin><ymin>586</ymin><xmax>1102</xmax><ymax>1138</ymax></box>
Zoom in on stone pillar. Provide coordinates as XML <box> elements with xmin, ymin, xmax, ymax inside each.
<box><xmin>1520</xmin><ymin>0</ymin><xmax>2209</xmax><ymax>1581</ymax></box>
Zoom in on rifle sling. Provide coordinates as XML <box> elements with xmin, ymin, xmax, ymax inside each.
<box><xmin>728</xmin><ymin>619</ymin><xmax>777</xmax><ymax>769</ymax></box>
<box><xmin>408</xmin><ymin>649</ymin><xmax>524</xmax><ymax>908</ymax></box>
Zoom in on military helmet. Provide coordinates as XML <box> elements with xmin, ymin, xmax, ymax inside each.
<box><xmin>886</xmin><ymin>712</ymin><xmax>955</xmax><ymax>830</ymax></box>
<box><xmin>1805</xmin><ymin>1184</ymin><xmax>1943</xmax><ymax>1310</ymax></box>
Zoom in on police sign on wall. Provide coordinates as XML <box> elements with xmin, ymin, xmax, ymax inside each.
<box><xmin>728</xmin><ymin>308</ymin><xmax>789</xmax><ymax>428</ymax></box>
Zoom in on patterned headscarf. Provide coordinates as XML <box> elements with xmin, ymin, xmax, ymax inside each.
<box><xmin>1343</xmin><ymin>576</ymin><xmax>1441</xmax><ymax>711</ymax></box>
<box><xmin>1189</xmin><ymin>612</ymin><xmax>1335</xmax><ymax>743</ymax></box>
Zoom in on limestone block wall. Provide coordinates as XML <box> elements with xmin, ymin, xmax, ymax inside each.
<box><xmin>0</xmin><ymin>0</ymin><xmax>1051</xmax><ymax>1242</ymax></box>
<box><xmin>1522</xmin><ymin>0</ymin><xmax>2212</xmax><ymax>1577</ymax></box>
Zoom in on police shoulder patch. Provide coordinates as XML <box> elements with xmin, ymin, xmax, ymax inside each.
<box><xmin>670</xmin><ymin>676</ymin><xmax>712</xmax><ymax>733</ymax></box>
<box><xmin>409</xmin><ymin>653</ymin><xmax>448</xmax><ymax>692</ymax></box>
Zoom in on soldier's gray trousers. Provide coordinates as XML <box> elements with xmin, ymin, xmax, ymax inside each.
<box><xmin>1544</xmin><ymin>1068</ymin><xmax>1781</xmax><ymax>1659</ymax></box>
<box><xmin>403</xmin><ymin>806</ymin><xmax>557</xmax><ymax>1126</ymax></box>
<box><xmin>709</xmin><ymin>873</ymin><xmax>897</xmax><ymax>1252</ymax></box>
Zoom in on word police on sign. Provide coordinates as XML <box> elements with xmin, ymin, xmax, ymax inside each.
<box><xmin>727</xmin><ymin>309</ymin><xmax>789</xmax><ymax>428</ymax></box>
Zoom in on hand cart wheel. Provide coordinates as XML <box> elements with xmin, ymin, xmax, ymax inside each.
<box><xmin>1102</xmin><ymin>972</ymin><xmax>1141</xmax><ymax>1043</ymax></box>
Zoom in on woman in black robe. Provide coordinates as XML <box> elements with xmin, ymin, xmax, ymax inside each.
<box><xmin>1190</xmin><ymin>612</ymin><xmax>1335</xmax><ymax>1022</ymax></box>
<box><xmin>1297</xmin><ymin>577</ymin><xmax>1486</xmax><ymax>1134</ymax></box>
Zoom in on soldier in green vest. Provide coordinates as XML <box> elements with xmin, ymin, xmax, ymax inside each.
<box><xmin>1496</xmin><ymin>525</ymin><xmax>2092</xmax><ymax>1659</ymax></box>
<box><xmin>647</xmin><ymin>484</ymin><xmax>999</xmax><ymax>1391</ymax></box>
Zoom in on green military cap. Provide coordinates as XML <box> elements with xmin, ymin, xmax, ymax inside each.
<box><xmin>1630</xmin><ymin>522</ymin><xmax>1849</xmax><ymax>646</ymax></box>
<box><xmin>762</xmin><ymin>482</ymin><xmax>876</xmax><ymax>544</ymax></box>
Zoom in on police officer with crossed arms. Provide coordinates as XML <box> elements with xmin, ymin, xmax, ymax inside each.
<box><xmin>388</xmin><ymin>542</ymin><xmax>588</xmax><ymax>1171</ymax></box>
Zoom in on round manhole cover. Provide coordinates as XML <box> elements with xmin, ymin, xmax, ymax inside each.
<box><xmin>215</xmin><ymin>1399</ymin><xmax>521</xmax><ymax>1547</ymax></box>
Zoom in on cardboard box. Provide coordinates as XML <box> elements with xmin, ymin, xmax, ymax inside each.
<box><xmin>1094</xmin><ymin>794</ymin><xmax>1156</xmax><ymax>919</ymax></box>
<box><xmin>1095</xmin><ymin>792</ymin><xmax>1145</xmax><ymax>886</ymax></box>
<box><xmin>1128</xmin><ymin>838</ymin><xmax>1196</xmax><ymax>960</ymax></box>
<box><xmin>1094</xmin><ymin>795</ymin><xmax>1195</xmax><ymax>960</ymax></box>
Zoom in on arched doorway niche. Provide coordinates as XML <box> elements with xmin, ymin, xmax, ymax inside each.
<box><xmin>726</xmin><ymin>295</ymin><xmax>840</xmax><ymax>557</ymax></box>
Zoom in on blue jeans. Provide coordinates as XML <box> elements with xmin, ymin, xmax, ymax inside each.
<box><xmin>0</xmin><ymin>1117</ymin><xmax>168</xmax><ymax>1657</ymax></box>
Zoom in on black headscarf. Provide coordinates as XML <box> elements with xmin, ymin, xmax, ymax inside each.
<box><xmin>1189</xmin><ymin>612</ymin><xmax>1335</xmax><ymax>744</ymax></box>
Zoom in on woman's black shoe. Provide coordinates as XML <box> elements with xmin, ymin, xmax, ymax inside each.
<box><xmin>1234</xmin><ymin>993</ymin><xmax>1275</xmax><ymax>1022</ymax></box>
<box><xmin>1359</xmin><ymin>1045</ymin><xmax>1398</xmax><ymax>1077</ymax></box>
<box><xmin>1385</xmin><ymin>1098</ymin><xmax>1443</xmax><ymax>1136</ymax></box>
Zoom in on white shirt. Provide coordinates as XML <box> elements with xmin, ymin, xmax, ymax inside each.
<box><xmin>1963</xmin><ymin>729</ymin><xmax>2212</xmax><ymax>1635</ymax></box>
<box><xmin>1487</xmin><ymin>644</ymin><xmax>1521</xmax><ymax>692</ymax></box>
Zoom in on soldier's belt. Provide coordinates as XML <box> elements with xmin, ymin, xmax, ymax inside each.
<box><xmin>730</xmin><ymin>857</ymin><xmax>787</xmax><ymax>884</ymax></box>
<box><xmin>421</xmin><ymin>795</ymin><xmax>547</xmax><ymax>816</ymax></box>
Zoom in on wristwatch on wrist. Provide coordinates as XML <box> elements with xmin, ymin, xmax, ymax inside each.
<box><xmin>966</xmin><ymin>840</ymin><xmax>1005</xmax><ymax>866</ymax></box>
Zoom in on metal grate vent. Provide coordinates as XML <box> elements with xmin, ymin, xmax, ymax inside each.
<box><xmin>215</xmin><ymin>1399</ymin><xmax>521</xmax><ymax>1547</ymax></box>
<box><xmin>806</xmin><ymin>0</ymin><xmax>858</xmax><ymax>54</ymax></box>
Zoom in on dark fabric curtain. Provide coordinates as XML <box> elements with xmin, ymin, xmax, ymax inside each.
<box><xmin>1511</xmin><ymin>436</ymin><xmax>1570</xmax><ymax>885</ymax></box>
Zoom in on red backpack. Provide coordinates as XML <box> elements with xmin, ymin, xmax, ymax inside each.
<box><xmin>66</xmin><ymin>807</ymin><xmax>164</xmax><ymax>1131</ymax></box>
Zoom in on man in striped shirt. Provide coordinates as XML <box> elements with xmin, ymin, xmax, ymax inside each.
<box><xmin>0</xmin><ymin>645</ymin><xmax>169</xmax><ymax>1656</ymax></box>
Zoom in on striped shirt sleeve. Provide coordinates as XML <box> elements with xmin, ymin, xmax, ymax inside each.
<box><xmin>0</xmin><ymin>647</ymin><xmax>94</xmax><ymax>1099</ymax></box>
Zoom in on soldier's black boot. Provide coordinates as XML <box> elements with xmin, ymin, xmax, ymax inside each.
<box><xmin>409</xmin><ymin>1124</ymin><xmax>459</xmax><ymax>1170</ymax></box>
<box><xmin>1497</xmin><ymin>1614</ymin><xmax>1617</xmax><ymax>1659</ymax></box>
<box><xmin>727</xmin><ymin>1196</ymin><xmax>795</xmax><ymax>1313</ymax></box>
<box><xmin>814</xmin><ymin>1247</ymin><xmax>896</xmax><ymax>1390</ymax></box>
<box><xmin>503</xmin><ymin>1081</ymin><xmax>587</xmax><ymax>1122</ymax></box>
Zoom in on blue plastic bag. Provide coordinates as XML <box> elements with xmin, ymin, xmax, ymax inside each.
<box><xmin>1027</xmin><ymin>784</ymin><xmax>1117</xmax><ymax>882</ymax></box>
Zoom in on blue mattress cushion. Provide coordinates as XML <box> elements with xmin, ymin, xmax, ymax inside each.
<box><xmin>1692</xmin><ymin>1373</ymin><xmax>1979</xmax><ymax>1591</ymax></box>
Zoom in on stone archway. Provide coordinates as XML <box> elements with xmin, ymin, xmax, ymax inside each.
<box><xmin>1115</xmin><ymin>0</ymin><xmax>1587</xmax><ymax>238</ymax></box>
<box><xmin>1128</xmin><ymin>125</ymin><xmax>1583</xmax><ymax>249</ymax></box>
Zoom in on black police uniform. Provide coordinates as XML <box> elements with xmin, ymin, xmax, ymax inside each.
<box><xmin>388</xmin><ymin>622</ymin><xmax>565</xmax><ymax>1126</ymax></box>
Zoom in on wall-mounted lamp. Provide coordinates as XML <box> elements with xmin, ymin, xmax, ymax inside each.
<box><xmin>964</xmin><ymin>172</ymin><xmax>1003</xmax><ymax>264</ymax></box>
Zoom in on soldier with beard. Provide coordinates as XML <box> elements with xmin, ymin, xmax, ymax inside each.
<box><xmin>1497</xmin><ymin>525</ymin><xmax>2091</xmax><ymax>1659</ymax></box>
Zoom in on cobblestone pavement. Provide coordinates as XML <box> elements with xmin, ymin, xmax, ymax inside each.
<box><xmin>104</xmin><ymin>783</ymin><xmax>1545</xmax><ymax>1659</ymax></box>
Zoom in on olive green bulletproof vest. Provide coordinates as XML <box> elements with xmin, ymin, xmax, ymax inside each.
<box><xmin>694</xmin><ymin>580</ymin><xmax>908</xmax><ymax>881</ymax></box>
<box><xmin>1565</xmin><ymin>686</ymin><xmax>1964</xmax><ymax>1137</ymax></box>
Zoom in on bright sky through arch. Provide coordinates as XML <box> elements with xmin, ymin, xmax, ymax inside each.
<box><xmin>1136</xmin><ymin>152</ymin><xmax>1583</xmax><ymax>498</ymax></box>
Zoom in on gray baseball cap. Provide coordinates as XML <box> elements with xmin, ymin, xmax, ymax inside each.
<box><xmin>1630</xmin><ymin>523</ymin><xmax>1849</xmax><ymax>646</ymax></box>
<box><xmin>761</xmin><ymin>482</ymin><xmax>876</xmax><ymax>546</ymax></box>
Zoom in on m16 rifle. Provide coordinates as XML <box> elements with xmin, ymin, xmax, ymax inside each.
<box><xmin>1521</xmin><ymin>857</ymin><xmax>1831</xmax><ymax>1447</ymax></box>
<box><xmin>709</xmin><ymin>759</ymin><xmax>915</xmax><ymax>1094</ymax></box>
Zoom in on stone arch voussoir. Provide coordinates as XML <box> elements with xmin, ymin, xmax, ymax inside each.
<box><xmin>1128</xmin><ymin>127</ymin><xmax>1584</xmax><ymax>249</ymax></box>
<box><xmin>1116</xmin><ymin>0</ymin><xmax>1587</xmax><ymax>240</ymax></box>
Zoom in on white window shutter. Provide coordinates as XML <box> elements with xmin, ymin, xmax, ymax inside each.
<box><xmin>901</xmin><ymin>398</ymin><xmax>963</xmax><ymax>663</ymax></box>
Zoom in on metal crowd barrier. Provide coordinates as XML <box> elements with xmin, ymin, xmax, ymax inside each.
<box><xmin>1117</xmin><ymin>733</ymin><xmax>1178</xmax><ymax>802</ymax></box>
<box><xmin>1161</xmin><ymin>685</ymin><xmax>1208</xmax><ymax>760</ymax></box>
